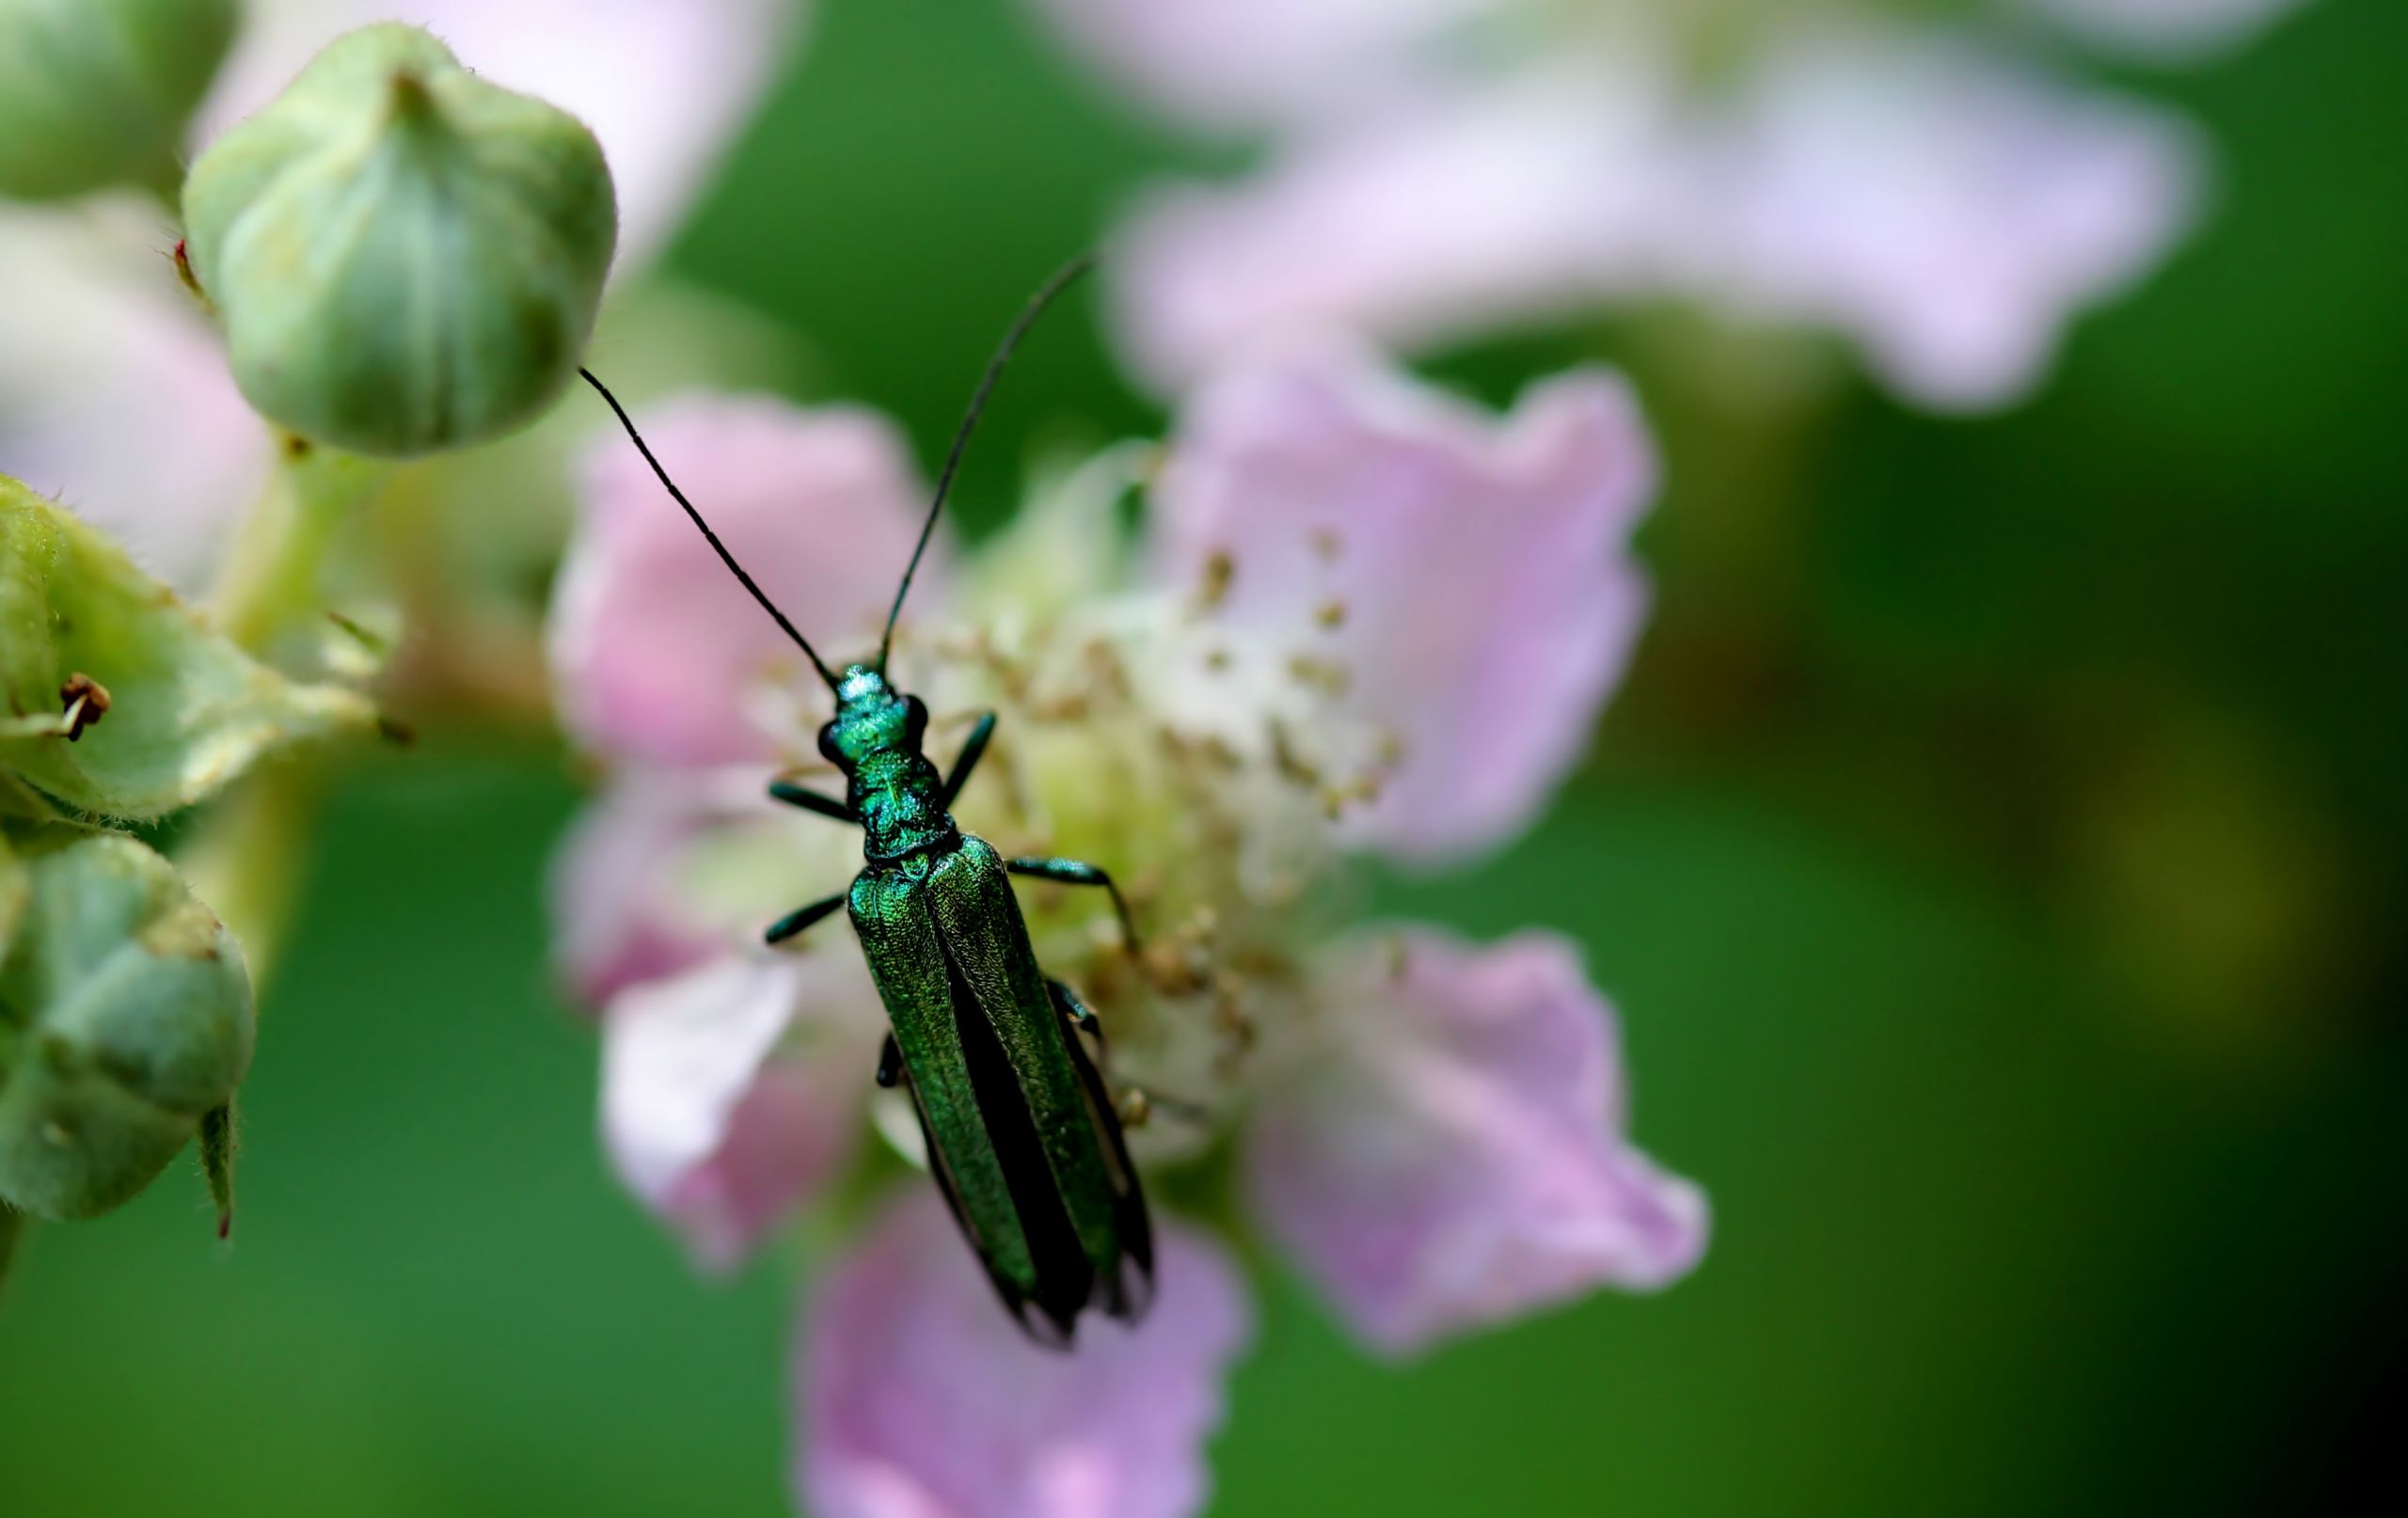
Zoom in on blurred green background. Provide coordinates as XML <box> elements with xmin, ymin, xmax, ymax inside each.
<box><xmin>6</xmin><ymin>1</ymin><xmax>2405</xmax><ymax>1513</ymax></box>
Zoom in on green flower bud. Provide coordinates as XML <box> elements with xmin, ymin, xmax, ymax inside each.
<box><xmin>0</xmin><ymin>0</ymin><xmax>237</xmax><ymax>202</ymax></box>
<box><xmin>182</xmin><ymin>24</ymin><xmax>619</xmax><ymax>458</ymax></box>
<box><xmin>0</xmin><ymin>827</ymin><xmax>254</xmax><ymax>1221</ymax></box>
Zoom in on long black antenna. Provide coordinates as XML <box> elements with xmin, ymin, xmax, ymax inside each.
<box><xmin>578</xmin><ymin>367</ymin><xmax>844</xmax><ymax>693</ymax></box>
<box><xmin>877</xmin><ymin>252</ymin><xmax>1097</xmax><ymax>673</ymax></box>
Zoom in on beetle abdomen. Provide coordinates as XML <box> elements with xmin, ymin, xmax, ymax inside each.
<box><xmin>851</xmin><ymin>836</ymin><xmax>1152</xmax><ymax>1345</ymax></box>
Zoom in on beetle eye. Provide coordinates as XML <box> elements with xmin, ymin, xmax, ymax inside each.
<box><xmin>816</xmin><ymin>721</ymin><xmax>846</xmax><ymax>767</ymax></box>
<box><xmin>903</xmin><ymin>695</ymin><xmax>929</xmax><ymax>746</ymax></box>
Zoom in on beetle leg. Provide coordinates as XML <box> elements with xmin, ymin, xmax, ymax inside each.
<box><xmin>1007</xmin><ymin>856</ymin><xmax>1142</xmax><ymax>957</ymax></box>
<box><xmin>938</xmin><ymin>710</ymin><xmax>998</xmax><ymax>810</ymax></box>
<box><xmin>874</xmin><ymin>1034</ymin><xmax>904</xmax><ymax>1089</ymax></box>
<box><xmin>768</xmin><ymin>780</ymin><xmax>853</xmax><ymax>823</ymax></box>
<box><xmin>764</xmin><ymin>892</ymin><xmax>847</xmax><ymax>946</ymax></box>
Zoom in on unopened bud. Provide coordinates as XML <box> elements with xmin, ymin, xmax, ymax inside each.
<box><xmin>0</xmin><ymin>829</ymin><xmax>254</xmax><ymax>1220</ymax></box>
<box><xmin>182</xmin><ymin>24</ymin><xmax>618</xmax><ymax>457</ymax></box>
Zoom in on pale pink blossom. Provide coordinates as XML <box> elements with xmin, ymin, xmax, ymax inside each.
<box><xmin>1247</xmin><ymin>929</ymin><xmax>1707</xmax><ymax>1354</ymax></box>
<box><xmin>800</xmin><ymin>1194</ymin><xmax>1251</xmax><ymax>1518</ymax></box>
<box><xmin>548</xmin><ymin>396</ymin><xmax>943</xmax><ymax>767</ymax></box>
<box><xmin>551</xmin><ymin>348</ymin><xmax>1700</xmax><ymax>1517</ymax></box>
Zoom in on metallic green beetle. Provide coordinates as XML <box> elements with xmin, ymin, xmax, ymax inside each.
<box><xmin>578</xmin><ymin>257</ymin><xmax>1152</xmax><ymax>1346</ymax></box>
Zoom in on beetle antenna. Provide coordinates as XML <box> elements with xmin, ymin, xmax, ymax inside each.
<box><xmin>877</xmin><ymin>252</ymin><xmax>1097</xmax><ymax>674</ymax></box>
<box><xmin>578</xmin><ymin>367</ymin><xmax>844</xmax><ymax>693</ymax></box>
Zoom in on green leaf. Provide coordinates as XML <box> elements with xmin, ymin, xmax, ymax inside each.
<box><xmin>0</xmin><ymin>823</ymin><xmax>254</xmax><ymax>1221</ymax></box>
<box><xmin>0</xmin><ymin>475</ymin><xmax>376</xmax><ymax>819</ymax></box>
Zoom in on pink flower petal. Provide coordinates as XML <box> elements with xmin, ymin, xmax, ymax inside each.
<box><xmin>1246</xmin><ymin>928</ymin><xmax>1706</xmax><ymax>1356</ymax></box>
<box><xmin>1149</xmin><ymin>340</ymin><xmax>1655</xmax><ymax>862</ymax></box>
<box><xmin>551</xmin><ymin>394</ymin><xmax>944</xmax><ymax>767</ymax></box>
<box><xmin>799</xmin><ymin>1192</ymin><xmax>1251</xmax><ymax>1518</ymax></box>
<box><xmin>1697</xmin><ymin>29</ymin><xmax>2203</xmax><ymax>409</ymax></box>
<box><xmin>602</xmin><ymin>953</ymin><xmax>880</xmax><ymax>1272</ymax></box>
<box><xmin>550</xmin><ymin>771</ymin><xmax>757</xmax><ymax>1006</ymax></box>
<box><xmin>1109</xmin><ymin>71</ymin><xmax>1684</xmax><ymax>393</ymax></box>
<box><xmin>202</xmin><ymin>0</ymin><xmax>802</xmax><ymax>267</ymax></box>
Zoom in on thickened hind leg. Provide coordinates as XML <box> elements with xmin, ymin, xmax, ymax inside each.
<box><xmin>1007</xmin><ymin>857</ymin><xmax>1142</xmax><ymax>957</ymax></box>
<box><xmin>875</xmin><ymin>1034</ymin><xmax>904</xmax><ymax>1089</ymax></box>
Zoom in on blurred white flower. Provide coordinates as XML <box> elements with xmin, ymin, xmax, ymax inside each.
<box><xmin>0</xmin><ymin>0</ymin><xmax>804</xmax><ymax>589</ymax></box>
<box><xmin>1025</xmin><ymin>0</ymin><xmax>1501</xmax><ymax>132</ymax></box>
<box><xmin>1034</xmin><ymin>1</ymin><xmax>2227</xmax><ymax>411</ymax></box>
<box><xmin>2022</xmin><ymin>0</ymin><xmax>2309</xmax><ymax>62</ymax></box>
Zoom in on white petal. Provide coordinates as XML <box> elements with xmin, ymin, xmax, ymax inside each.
<box><xmin>1023</xmin><ymin>0</ymin><xmax>1502</xmax><ymax>132</ymax></box>
<box><xmin>0</xmin><ymin>202</ymin><xmax>267</xmax><ymax>593</ymax></box>
<box><xmin>601</xmin><ymin>951</ymin><xmax>878</xmax><ymax>1270</ymax></box>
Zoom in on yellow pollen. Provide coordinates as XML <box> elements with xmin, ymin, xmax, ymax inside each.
<box><xmin>1194</xmin><ymin>549</ymin><xmax>1236</xmax><ymax>613</ymax></box>
<box><xmin>1287</xmin><ymin>655</ymin><xmax>1353</xmax><ymax>699</ymax></box>
<box><xmin>1269</xmin><ymin>720</ymin><xmax>1323</xmax><ymax>788</ymax></box>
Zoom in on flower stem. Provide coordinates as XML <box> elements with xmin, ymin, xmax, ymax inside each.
<box><xmin>175</xmin><ymin>756</ymin><xmax>328</xmax><ymax>995</ymax></box>
<box><xmin>211</xmin><ymin>438</ymin><xmax>388</xmax><ymax>656</ymax></box>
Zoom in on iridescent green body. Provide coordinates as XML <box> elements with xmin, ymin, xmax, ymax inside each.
<box><xmin>574</xmin><ymin>253</ymin><xmax>1135</xmax><ymax>1342</ymax></box>
<box><xmin>791</xmin><ymin>664</ymin><xmax>1151</xmax><ymax>1344</ymax></box>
